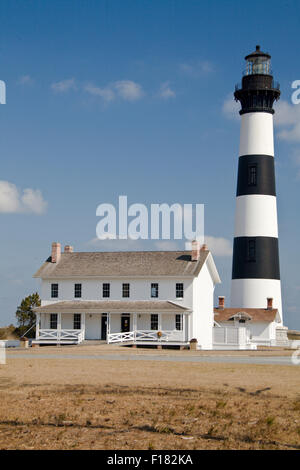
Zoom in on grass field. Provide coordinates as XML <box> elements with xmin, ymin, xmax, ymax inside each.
<box><xmin>0</xmin><ymin>346</ymin><xmax>300</xmax><ymax>450</ymax></box>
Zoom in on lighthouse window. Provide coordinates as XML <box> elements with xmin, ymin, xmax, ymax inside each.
<box><xmin>248</xmin><ymin>239</ymin><xmax>256</xmax><ymax>262</ymax></box>
<box><xmin>248</xmin><ymin>164</ymin><xmax>257</xmax><ymax>186</ymax></box>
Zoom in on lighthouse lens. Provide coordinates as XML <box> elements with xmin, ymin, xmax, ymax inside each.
<box><xmin>246</xmin><ymin>57</ymin><xmax>270</xmax><ymax>75</ymax></box>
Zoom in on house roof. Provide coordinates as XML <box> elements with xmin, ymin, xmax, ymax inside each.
<box><xmin>34</xmin><ymin>300</ymin><xmax>190</xmax><ymax>314</ymax></box>
<box><xmin>33</xmin><ymin>250</ymin><xmax>213</xmax><ymax>279</ymax></box>
<box><xmin>214</xmin><ymin>307</ymin><xmax>279</xmax><ymax>323</ymax></box>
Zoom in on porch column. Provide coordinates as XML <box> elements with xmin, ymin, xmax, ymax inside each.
<box><xmin>182</xmin><ymin>314</ymin><xmax>186</xmax><ymax>342</ymax></box>
<box><xmin>57</xmin><ymin>312</ymin><xmax>61</xmax><ymax>342</ymax></box>
<box><xmin>107</xmin><ymin>312</ymin><xmax>110</xmax><ymax>337</ymax></box>
<box><xmin>158</xmin><ymin>313</ymin><xmax>162</xmax><ymax>331</ymax></box>
<box><xmin>81</xmin><ymin>313</ymin><xmax>86</xmax><ymax>340</ymax></box>
<box><xmin>36</xmin><ymin>313</ymin><xmax>40</xmax><ymax>339</ymax></box>
<box><xmin>133</xmin><ymin>313</ymin><xmax>137</xmax><ymax>341</ymax></box>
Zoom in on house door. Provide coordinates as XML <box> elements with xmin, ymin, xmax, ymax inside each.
<box><xmin>121</xmin><ymin>315</ymin><xmax>130</xmax><ymax>333</ymax></box>
<box><xmin>101</xmin><ymin>314</ymin><xmax>108</xmax><ymax>340</ymax></box>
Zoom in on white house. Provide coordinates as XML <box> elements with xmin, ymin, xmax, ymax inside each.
<box><xmin>214</xmin><ymin>296</ymin><xmax>288</xmax><ymax>347</ymax></box>
<box><xmin>33</xmin><ymin>240</ymin><xmax>221</xmax><ymax>349</ymax></box>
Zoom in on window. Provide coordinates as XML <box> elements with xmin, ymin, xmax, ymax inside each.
<box><xmin>248</xmin><ymin>239</ymin><xmax>256</xmax><ymax>262</ymax></box>
<box><xmin>50</xmin><ymin>313</ymin><xmax>57</xmax><ymax>329</ymax></box>
<box><xmin>102</xmin><ymin>283</ymin><xmax>110</xmax><ymax>298</ymax></box>
<box><xmin>122</xmin><ymin>283</ymin><xmax>130</xmax><ymax>298</ymax></box>
<box><xmin>151</xmin><ymin>314</ymin><xmax>158</xmax><ymax>330</ymax></box>
<box><xmin>176</xmin><ymin>283</ymin><xmax>184</xmax><ymax>298</ymax></box>
<box><xmin>151</xmin><ymin>283</ymin><xmax>159</xmax><ymax>298</ymax></box>
<box><xmin>74</xmin><ymin>283</ymin><xmax>82</xmax><ymax>298</ymax></box>
<box><xmin>248</xmin><ymin>164</ymin><xmax>257</xmax><ymax>186</ymax></box>
<box><xmin>51</xmin><ymin>283</ymin><xmax>58</xmax><ymax>298</ymax></box>
<box><xmin>73</xmin><ymin>314</ymin><xmax>81</xmax><ymax>329</ymax></box>
<box><xmin>175</xmin><ymin>314</ymin><xmax>182</xmax><ymax>331</ymax></box>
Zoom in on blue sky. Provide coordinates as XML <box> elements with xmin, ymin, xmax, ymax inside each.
<box><xmin>1</xmin><ymin>0</ymin><xmax>300</xmax><ymax>329</ymax></box>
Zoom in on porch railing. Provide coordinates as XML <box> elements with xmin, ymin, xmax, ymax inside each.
<box><xmin>107</xmin><ymin>329</ymin><xmax>185</xmax><ymax>344</ymax></box>
<box><xmin>37</xmin><ymin>329</ymin><xmax>84</xmax><ymax>343</ymax></box>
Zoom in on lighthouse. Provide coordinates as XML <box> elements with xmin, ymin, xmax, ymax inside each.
<box><xmin>231</xmin><ymin>45</ymin><xmax>283</xmax><ymax>322</ymax></box>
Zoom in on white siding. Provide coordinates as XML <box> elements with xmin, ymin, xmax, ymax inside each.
<box><xmin>192</xmin><ymin>262</ymin><xmax>215</xmax><ymax>349</ymax></box>
<box><xmin>41</xmin><ymin>278</ymin><xmax>194</xmax><ymax>307</ymax></box>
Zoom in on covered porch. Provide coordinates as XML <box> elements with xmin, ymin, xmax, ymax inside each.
<box><xmin>33</xmin><ymin>300</ymin><xmax>191</xmax><ymax>346</ymax></box>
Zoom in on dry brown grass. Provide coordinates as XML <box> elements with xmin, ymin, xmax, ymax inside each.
<box><xmin>0</xmin><ymin>350</ymin><xmax>300</xmax><ymax>450</ymax></box>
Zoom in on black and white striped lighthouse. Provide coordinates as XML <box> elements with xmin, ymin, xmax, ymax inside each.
<box><xmin>231</xmin><ymin>45</ymin><xmax>283</xmax><ymax>321</ymax></box>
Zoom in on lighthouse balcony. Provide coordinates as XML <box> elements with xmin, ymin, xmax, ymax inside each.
<box><xmin>235</xmin><ymin>78</ymin><xmax>280</xmax><ymax>93</ymax></box>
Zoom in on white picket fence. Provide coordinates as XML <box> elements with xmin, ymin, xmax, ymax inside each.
<box><xmin>107</xmin><ymin>329</ymin><xmax>184</xmax><ymax>344</ymax></box>
<box><xmin>213</xmin><ymin>326</ymin><xmax>254</xmax><ymax>349</ymax></box>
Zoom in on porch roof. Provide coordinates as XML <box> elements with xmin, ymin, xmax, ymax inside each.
<box><xmin>34</xmin><ymin>300</ymin><xmax>191</xmax><ymax>314</ymax></box>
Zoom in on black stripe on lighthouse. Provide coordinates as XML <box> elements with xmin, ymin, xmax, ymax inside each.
<box><xmin>232</xmin><ymin>236</ymin><xmax>280</xmax><ymax>280</ymax></box>
<box><xmin>236</xmin><ymin>154</ymin><xmax>276</xmax><ymax>196</ymax></box>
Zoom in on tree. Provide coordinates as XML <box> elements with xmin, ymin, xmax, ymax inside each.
<box><xmin>15</xmin><ymin>292</ymin><xmax>41</xmax><ymax>337</ymax></box>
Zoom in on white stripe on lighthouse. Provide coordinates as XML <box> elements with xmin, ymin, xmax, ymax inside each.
<box><xmin>234</xmin><ymin>194</ymin><xmax>278</xmax><ymax>238</ymax></box>
<box><xmin>231</xmin><ymin>278</ymin><xmax>283</xmax><ymax>322</ymax></box>
<box><xmin>239</xmin><ymin>112</ymin><xmax>274</xmax><ymax>156</ymax></box>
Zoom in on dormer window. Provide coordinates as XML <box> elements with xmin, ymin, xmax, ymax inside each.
<box><xmin>229</xmin><ymin>312</ymin><xmax>252</xmax><ymax>323</ymax></box>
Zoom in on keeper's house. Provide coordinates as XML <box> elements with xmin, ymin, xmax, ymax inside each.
<box><xmin>33</xmin><ymin>241</ymin><xmax>221</xmax><ymax>349</ymax></box>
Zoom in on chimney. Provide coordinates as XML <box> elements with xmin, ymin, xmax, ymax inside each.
<box><xmin>218</xmin><ymin>296</ymin><xmax>225</xmax><ymax>309</ymax></box>
<box><xmin>191</xmin><ymin>240</ymin><xmax>201</xmax><ymax>261</ymax></box>
<box><xmin>64</xmin><ymin>245</ymin><xmax>74</xmax><ymax>253</ymax></box>
<box><xmin>51</xmin><ymin>242</ymin><xmax>61</xmax><ymax>263</ymax></box>
<box><xmin>267</xmin><ymin>297</ymin><xmax>273</xmax><ymax>309</ymax></box>
<box><xmin>201</xmin><ymin>243</ymin><xmax>208</xmax><ymax>251</ymax></box>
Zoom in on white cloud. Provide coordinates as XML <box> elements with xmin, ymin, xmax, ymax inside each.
<box><xmin>114</xmin><ymin>80</ymin><xmax>144</xmax><ymax>101</ymax></box>
<box><xmin>51</xmin><ymin>78</ymin><xmax>77</xmax><ymax>93</ymax></box>
<box><xmin>17</xmin><ymin>75</ymin><xmax>34</xmax><ymax>85</ymax></box>
<box><xmin>185</xmin><ymin>236</ymin><xmax>232</xmax><ymax>257</ymax></box>
<box><xmin>179</xmin><ymin>60</ymin><xmax>214</xmax><ymax>77</ymax></box>
<box><xmin>84</xmin><ymin>83</ymin><xmax>115</xmax><ymax>102</ymax></box>
<box><xmin>204</xmin><ymin>236</ymin><xmax>232</xmax><ymax>257</ymax></box>
<box><xmin>274</xmin><ymin>100</ymin><xmax>300</xmax><ymax>142</ymax></box>
<box><xmin>222</xmin><ymin>93</ymin><xmax>240</xmax><ymax>120</ymax></box>
<box><xmin>0</xmin><ymin>181</ymin><xmax>47</xmax><ymax>215</ymax></box>
<box><xmin>21</xmin><ymin>188</ymin><xmax>47</xmax><ymax>214</ymax></box>
<box><xmin>158</xmin><ymin>81</ymin><xmax>176</xmax><ymax>100</ymax></box>
<box><xmin>84</xmin><ymin>80</ymin><xmax>144</xmax><ymax>103</ymax></box>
